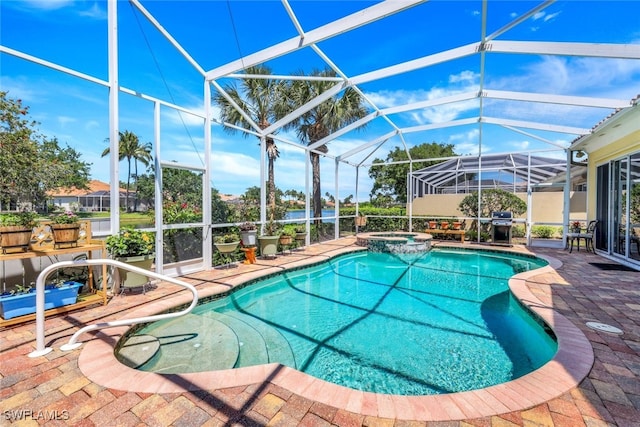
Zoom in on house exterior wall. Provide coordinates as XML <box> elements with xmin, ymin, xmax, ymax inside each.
<box><xmin>411</xmin><ymin>191</ymin><xmax>586</xmax><ymax>225</ymax></box>
<box><xmin>52</xmin><ymin>196</ymin><xmax>79</xmax><ymax>211</ymax></box>
<box><xmin>585</xmin><ymin>130</ymin><xmax>640</xmax><ymax>220</ymax></box>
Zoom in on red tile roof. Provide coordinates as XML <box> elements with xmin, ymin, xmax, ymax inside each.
<box><xmin>48</xmin><ymin>180</ymin><xmax>127</xmax><ymax>197</ymax></box>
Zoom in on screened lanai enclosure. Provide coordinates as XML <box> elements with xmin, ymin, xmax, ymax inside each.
<box><xmin>411</xmin><ymin>153</ymin><xmax>569</xmax><ymax>196</ymax></box>
<box><xmin>2</xmin><ymin>0</ymin><xmax>639</xmax><ymax>274</ymax></box>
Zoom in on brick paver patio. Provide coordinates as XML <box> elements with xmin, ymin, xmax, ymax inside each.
<box><xmin>1</xmin><ymin>238</ymin><xmax>639</xmax><ymax>426</ymax></box>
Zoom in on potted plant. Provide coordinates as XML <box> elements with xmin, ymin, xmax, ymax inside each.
<box><xmin>570</xmin><ymin>221</ymin><xmax>582</xmax><ymax>233</ymax></box>
<box><xmin>294</xmin><ymin>226</ymin><xmax>308</xmax><ymax>245</ymax></box>
<box><xmin>440</xmin><ymin>220</ymin><xmax>450</xmax><ymax>230</ymax></box>
<box><xmin>106</xmin><ymin>227</ymin><xmax>155</xmax><ymax>291</ymax></box>
<box><xmin>50</xmin><ymin>211</ymin><xmax>80</xmax><ymax>248</ymax></box>
<box><xmin>0</xmin><ymin>280</ymin><xmax>83</xmax><ymax>320</ymax></box>
<box><xmin>355</xmin><ymin>213</ymin><xmax>367</xmax><ymax>227</ymax></box>
<box><xmin>0</xmin><ymin>211</ymin><xmax>37</xmax><ymax>254</ymax></box>
<box><xmin>428</xmin><ymin>220</ymin><xmax>438</xmax><ymax>230</ymax></box>
<box><xmin>257</xmin><ymin>220</ymin><xmax>280</xmax><ymax>257</ymax></box>
<box><xmin>214</xmin><ymin>233</ymin><xmax>240</xmax><ymax>254</ymax></box>
<box><xmin>239</xmin><ymin>222</ymin><xmax>257</xmax><ymax>246</ymax></box>
<box><xmin>279</xmin><ymin>229</ymin><xmax>294</xmax><ymax>246</ymax></box>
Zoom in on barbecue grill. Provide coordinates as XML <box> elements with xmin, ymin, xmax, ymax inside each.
<box><xmin>491</xmin><ymin>211</ymin><xmax>513</xmax><ymax>245</ymax></box>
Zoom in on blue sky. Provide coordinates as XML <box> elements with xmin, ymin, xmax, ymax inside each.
<box><xmin>1</xmin><ymin>0</ymin><xmax>640</xmax><ymax>201</ymax></box>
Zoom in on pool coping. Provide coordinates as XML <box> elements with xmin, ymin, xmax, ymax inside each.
<box><xmin>77</xmin><ymin>245</ymin><xmax>594</xmax><ymax>422</ymax></box>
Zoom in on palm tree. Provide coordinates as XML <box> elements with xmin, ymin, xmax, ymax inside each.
<box><xmin>285</xmin><ymin>68</ymin><xmax>368</xmax><ymax>222</ymax></box>
<box><xmin>212</xmin><ymin>65</ymin><xmax>287</xmax><ymax>214</ymax></box>
<box><xmin>102</xmin><ymin>130</ymin><xmax>152</xmax><ymax>212</ymax></box>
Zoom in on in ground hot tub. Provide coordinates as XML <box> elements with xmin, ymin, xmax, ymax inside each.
<box><xmin>356</xmin><ymin>231</ymin><xmax>432</xmax><ymax>253</ymax></box>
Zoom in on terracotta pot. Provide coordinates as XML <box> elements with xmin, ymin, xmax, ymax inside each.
<box><xmin>452</xmin><ymin>222</ymin><xmax>462</xmax><ymax>230</ymax></box>
<box><xmin>440</xmin><ymin>222</ymin><xmax>450</xmax><ymax>230</ymax></box>
<box><xmin>279</xmin><ymin>235</ymin><xmax>293</xmax><ymax>245</ymax></box>
<box><xmin>428</xmin><ymin>221</ymin><xmax>438</xmax><ymax>229</ymax></box>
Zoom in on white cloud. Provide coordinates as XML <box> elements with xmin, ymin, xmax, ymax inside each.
<box><xmin>368</xmin><ymin>71</ymin><xmax>481</xmax><ymax>125</ymax></box>
<box><xmin>79</xmin><ymin>2</ymin><xmax>106</xmax><ymax>20</ymax></box>
<box><xmin>57</xmin><ymin>116</ymin><xmax>76</xmax><ymax>127</ymax></box>
<box><xmin>510</xmin><ymin>139</ymin><xmax>530</xmax><ymax>151</ymax></box>
<box><xmin>449</xmin><ymin>70</ymin><xmax>477</xmax><ymax>84</ymax></box>
<box><xmin>532</xmin><ymin>11</ymin><xmax>546</xmax><ymax>21</ymax></box>
<box><xmin>544</xmin><ymin>11</ymin><xmax>561</xmax><ymax>22</ymax></box>
<box><xmin>19</xmin><ymin>0</ymin><xmax>73</xmax><ymax>10</ymax></box>
<box><xmin>448</xmin><ymin>129</ymin><xmax>482</xmax><ymax>155</ymax></box>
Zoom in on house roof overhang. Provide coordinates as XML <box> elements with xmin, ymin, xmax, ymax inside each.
<box><xmin>570</xmin><ymin>97</ymin><xmax>640</xmax><ymax>154</ymax></box>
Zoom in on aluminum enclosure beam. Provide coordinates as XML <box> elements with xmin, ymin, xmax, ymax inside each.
<box><xmin>205</xmin><ymin>0</ymin><xmax>426</xmax><ymax>80</ymax></box>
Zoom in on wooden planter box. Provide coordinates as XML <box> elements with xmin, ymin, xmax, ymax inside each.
<box><xmin>0</xmin><ymin>281</ymin><xmax>83</xmax><ymax>320</ymax></box>
<box><xmin>51</xmin><ymin>224</ymin><xmax>80</xmax><ymax>248</ymax></box>
<box><xmin>0</xmin><ymin>226</ymin><xmax>33</xmax><ymax>254</ymax></box>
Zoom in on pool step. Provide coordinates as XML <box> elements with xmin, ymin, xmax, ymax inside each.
<box><xmin>204</xmin><ymin>310</ymin><xmax>296</xmax><ymax>369</ymax></box>
<box><xmin>131</xmin><ymin>313</ymin><xmax>240</xmax><ymax>374</ymax></box>
<box><xmin>205</xmin><ymin>311</ymin><xmax>269</xmax><ymax>367</ymax></box>
<box><xmin>117</xmin><ymin>334</ymin><xmax>160</xmax><ymax>368</ymax></box>
<box><xmin>225</xmin><ymin>311</ymin><xmax>296</xmax><ymax>368</ymax></box>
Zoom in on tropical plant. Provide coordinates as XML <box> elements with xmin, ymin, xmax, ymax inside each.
<box><xmin>0</xmin><ymin>211</ymin><xmax>38</xmax><ymax>228</ymax></box>
<box><xmin>262</xmin><ymin>219</ymin><xmax>279</xmax><ymax>236</ymax></box>
<box><xmin>458</xmin><ymin>189</ymin><xmax>527</xmax><ymax>233</ymax></box>
<box><xmin>101</xmin><ymin>130</ymin><xmax>152</xmax><ymax>212</ymax></box>
<box><xmin>212</xmin><ymin>65</ymin><xmax>287</xmax><ymax>213</ymax></box>
<box><xmin>284</xmin><ymin>68</ymin><xmax>368</xmax><ymax>223</ymax></box>
<box><xmin>105</xmin><ymin>227</ymin><xmax>155</xmax><ymax>258</ymax></box>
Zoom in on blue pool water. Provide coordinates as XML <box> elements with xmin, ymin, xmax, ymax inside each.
<box><xmin>122</xmin><ymin>249</ymin><xmax>557</xmax><ymax>395</ymax></box>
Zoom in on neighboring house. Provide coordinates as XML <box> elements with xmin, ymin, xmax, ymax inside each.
<box><xmin>570</xmin><ymin>96</ymin><xmax>640</xmax><ymax>267</ymax></box>
<box><xmin>48</xmin><ymin>180</ymin><xmax>137</xmax><ymax>212</ymax></box>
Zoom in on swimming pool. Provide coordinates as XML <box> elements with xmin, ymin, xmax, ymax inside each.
<box><xmin>117</xmin><ymin>248</ymin><xmax>556</xmax><ymax>396</ymax></box>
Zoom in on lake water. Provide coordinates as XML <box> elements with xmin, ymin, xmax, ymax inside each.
<box><xmin>285</xmin><ymin>209</ymin><xmax>337</xmax><ymax>221</ymax></box>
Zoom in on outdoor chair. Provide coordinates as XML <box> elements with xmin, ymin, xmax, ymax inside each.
<box><xmin>569</xmin><ymin>220</ymin><xmax>597</xmax><ymax>253</ymax></box>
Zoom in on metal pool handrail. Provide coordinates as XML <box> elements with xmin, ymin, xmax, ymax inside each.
<box><xmin>28</xmin><ymin>258</ymin><xmax>198</xmax><ymax>358</ymax></box>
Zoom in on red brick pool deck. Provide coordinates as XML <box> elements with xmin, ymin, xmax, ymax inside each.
<box><xmin>1</xmin><ymin>238</ymin><xmax>639</xmax><ymax>426</ymax></box>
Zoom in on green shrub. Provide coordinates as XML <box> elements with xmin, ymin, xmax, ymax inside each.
<box><xmin>531</xmin><ymin>225</ymin><xmax>554</xmax><ymax>238</ymax></box>
<box><xmin>0</xmin><ymin>211</ymin><xmax>38</xmax><ymax>228</ymax></box>
<box><xmin>466</xmin><ymin>229</ymin><xmax>490</xmax><ymax>242</ymax></box>
<box><xmin>511</xmin><ymin>225</ymin><xmax>526</xmax><ymax>238</ymax></box>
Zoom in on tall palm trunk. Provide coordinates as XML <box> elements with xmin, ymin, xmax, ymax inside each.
<box><xmin>266</xmin><ymin>138</ymin><xmax>276</xmax><ymax>213</ymax></box>
<box><xmin>311</xmin><ymin>152</ymin><xmax>322</xmax><ymax>224</ymax></box>
<box><xmin>126</xmin><ymin>157</ymin><xmax>132</xmax><ymax>212</ymax></box>
<box><xmin>133</xmin><ymin>159</ymin><xmax>139</xmax><ymax>212</ymax></box>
